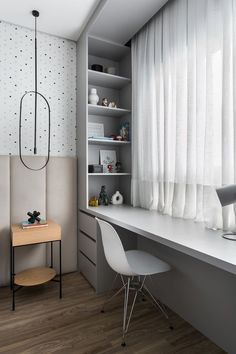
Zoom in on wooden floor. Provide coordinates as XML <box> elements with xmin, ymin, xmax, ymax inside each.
<box><xmin>0</xmin><ymin>273</ymin><xmax>225</xmax><ymax>354</ymax></box>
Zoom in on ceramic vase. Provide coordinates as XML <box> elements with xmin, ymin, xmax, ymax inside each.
<box><xmin>88</xmin><ymin>88</ymin><xmax>99</xmax><ymax>105</ymax></box>
<box><xmin>111</xmin><ymin>191</ymin><xmax>123</xmax><ymax>205</ymax></box>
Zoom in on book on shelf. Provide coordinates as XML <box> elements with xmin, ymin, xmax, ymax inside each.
<box><xmin>88</xmin><ymin>136</ymin><xmax>114</xmax><ymax>140</ymax></box>
<box><xmin>21</xmin><ymin>220</ymin><xmax>48</xmax><ymax>229</ymax></box>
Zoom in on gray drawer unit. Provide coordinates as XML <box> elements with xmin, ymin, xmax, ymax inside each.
<box><xmin>79</xmin><ymin>251</ymin><xmax>96</xmax><ymax>289</ymax></box>
<box><xmin>78</xmin><ymin>211</ymin><xmax>97</xmax><ymax>289</ymax></box>
<box><xmin>79</xmin><ymin>211</ymin><xmax>97</xmax><ymax>240</ymax></box>
<box><xmin>79</xmin><ymin>231</ymin><xmax>96</xmax><ymax>264</ymax></box>
<box><xmin>78</xmin><ymin>210</ymin><xmax>121</xmax><ymax>293</ymax></box>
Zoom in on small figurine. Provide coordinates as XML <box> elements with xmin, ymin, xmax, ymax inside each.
<box><xmin>107</xmin><ymin>164</ymin><xmax>113</xmax><ymax>173</ymax></box>
<box><xmin>102</xmin><ymin>98</ymin><xmax>108</xmax><ymax>106</ymax></box>
<box><xmin>120</xmin><ymin>122</ymin><xmax>129</xmax><ymax>141</ymax></box>
<box><xmin>108</xmin><ymin>101</ymin><xmax>117</xmax><ymax>108</ymax></box>
<box><xmin>115</xmin><ymin>161</ymin><xmax>122</xmax><ymax>173</ymax></box>
<box><xmin>89</xmin><ymin>196</ymin><xmax>99</xmax><ymax>207</ymax></box>
<box><xmin>98</xmin><ymin>185</ymin><xmax>109</xmax><ymax>206</ymax></box>
<box><xmin>27</xmin><ymin>210</ymin><xmax>41</xmax><ymax>224</ymax></box>
<box><xmin>115</xmin><ymin>135</ymin><xmax>123</xmax><ymax>141</ymax></box>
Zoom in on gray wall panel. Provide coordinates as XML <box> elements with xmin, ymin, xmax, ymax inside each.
<box><xmin>46</xmin><ymin>157</ymin><xmax>77</xmax><ymax>273</ymax></box>
<box><xmin>10</xmin><ymin>156</ymin><xmax>47</xmax><ymax>273</ymax></box>
<box><xmin>0</xmin><ymin>157</ymin><xmax>10</xmax><ymax>285</ymax></box>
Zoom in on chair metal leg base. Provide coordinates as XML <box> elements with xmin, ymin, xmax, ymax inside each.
<box><xmin>101</xmin><ymin>275</ymin><xmax>174</xmax><ymax>346</ymax></box>
<box><xmin>142</xmin><ymin>285</ymin><xmax>169</xmax><ymax>318</ymax></box>
<box><xmin>141</xmin><ymin>283</ymin><xmax>174</xmax><ymax>330</ymax></box>
<box><xmin>101</xmin><ymin>273</ymin><xmax>125</xmax><ymax>313</ymax></box>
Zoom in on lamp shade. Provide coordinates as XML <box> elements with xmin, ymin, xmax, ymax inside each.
<box><xmin>216</xmin><ymin>184</ymin><xmax>236</xmax><ymax>207</ymax></box>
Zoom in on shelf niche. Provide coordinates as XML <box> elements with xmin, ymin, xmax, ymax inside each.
<box><xmin>88</xmin><ymin>69</ymin><xmax>131</xmax><ymax>89</ymax></box>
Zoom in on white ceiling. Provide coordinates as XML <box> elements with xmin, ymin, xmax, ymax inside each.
<box><xmin>0</xmin><ymin>0</ymin><xmax>100</xmax><ymax>41</ymax></box>
<box><xmin>90</xmin><ymin>0</ymin><xmax>168</xmax><ymax>44</ymax></box>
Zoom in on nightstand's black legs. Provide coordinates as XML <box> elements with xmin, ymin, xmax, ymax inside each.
<box><xmin>59</xmin><ymin>240</ymin><xmax>62</xmax><ymax>298</ymax></box>
<box><xmin>50</xmin><ymin>241</ymin><xmax>53</xmax><ymax>268</ymax></box>
<box><xmin>12</xmin><ymin>287</ymin><xmax>15</xmax><ymax>311</ymax></box>
<box><xmin>11</xmin><ymin>246</ymin><xmax>15</xmax><ymax>311</ymax></box>
<box><xmin>10</xmin><ymin>241</ymin><xmax>12</xmax><ymax>290</ymax></box>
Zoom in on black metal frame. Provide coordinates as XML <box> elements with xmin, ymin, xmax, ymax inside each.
<box><xmin>18</xmin><ymin>10</ymin><xmax>51</xmax><ymax>171</ymax></box>
<box><xmin>10</xmin><ymin>239</ymin><xmax>62</xmax><ymax>311</ymax></box>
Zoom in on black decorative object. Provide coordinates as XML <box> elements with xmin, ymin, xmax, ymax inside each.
<box><xmin>27</xmin><ymin>210</ymin><xmax>41</xmax><ymax>224</ymax></box>
<box><xmin>91</xmin><ymin>64</ymin><xmax>103</xmax><ymax>72</ymax></box>
<box><xmin>98</xmin><ymin>185</ymin><xmax>109</xmax><ymax>206</ymax></box>
<box><xmin>115</xmin><ymin>161</ymin><xmax>122</xmax><ymax>173</ymax></box>
<box><xmin>88</xmin><ymin>164</ymin><xmax>103</xmax><ymax>173</ymax></box>
<box><xmin>102</xmin><ymin>98</ymin><xmax>108</xmax><ymax>106</ymax></box>
<box><xmin>19</xmin><ymin>10</ymin><xmax>51</xmax><ymax>171</ymax></box>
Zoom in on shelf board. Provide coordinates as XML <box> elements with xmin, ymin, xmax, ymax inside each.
<box><xmin>88</xmin><ymin>36</ymin><xmax>130</xmax><ymax>61</ymax></box>
<box><xmin>14</xmin><ymin>266</ymin><xmax>56</xmax><ymax>286</ymax></box>
<box><xmin>88</xmin><ymin>104</ymin><xmax>131</xmax><ymax>117</ymax></box>
<box><xmin>88</xmin><ymin>173</ymin><xmax>131</xmax><ymax>176</ymax></box>
<box><xmin>88</xmin><ymin>138</ymin><xmax>130</xmax><ymax>146</ymax></box>
<box><xmin>88</xmin><ymin>69</ymin><xmax>130</xmax><ymax>89</ymax></box>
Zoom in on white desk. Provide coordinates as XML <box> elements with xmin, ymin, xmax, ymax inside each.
<box><xmin>86</xmin><ymin>204</ymin><xmax>236</xmax><ymax>275</ymax></box>
<box><xmin>82</xmin><ymin>205</ymin><xmax>236</xmax><ymax>353</ymax></box>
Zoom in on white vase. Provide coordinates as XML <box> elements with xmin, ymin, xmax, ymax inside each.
<box><xmin>88</xmin><ymin>88</ymin><xmax>99</xmax><ymax>105</ymax></box>
<box><xmin>111</xmin><ymin>191</ymin><xmax>123</xmax><ymax>205</ymax></box>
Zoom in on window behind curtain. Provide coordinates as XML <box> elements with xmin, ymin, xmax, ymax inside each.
<box><xmin>131</xmin><ymin>0</ymin><xmax>236</xmax><ymax>230</ymax></box>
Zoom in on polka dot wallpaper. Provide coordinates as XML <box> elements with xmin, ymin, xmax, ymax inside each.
<box><xmin>0</xmin><ymin>20</ymin><xmax>76</xmax><ymax>156</ymax></box>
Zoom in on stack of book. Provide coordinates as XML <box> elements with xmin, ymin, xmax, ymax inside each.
<box><xmin>21</xmin><ymin>220</ymin><xmax>48</xmax><ymax>229</ymax></box>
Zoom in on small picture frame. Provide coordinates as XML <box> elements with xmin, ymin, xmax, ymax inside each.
<box><xmin>100</xmin><ymin>150</ymin><xmax>117</xmax><ymax>173</ymax></box>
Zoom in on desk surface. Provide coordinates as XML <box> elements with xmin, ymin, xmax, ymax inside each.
<box><xmin>11</xmin><ymin>220</ymin><xmax>61</xmax><ymax>247</ymax></box>
<box><xmin>84</xmin><ymin>205</ymin><xmax>236</xmax><ymax>275</ymax></box>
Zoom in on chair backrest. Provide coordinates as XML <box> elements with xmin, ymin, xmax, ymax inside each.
<box><xmin>95</xmin><ymin>218</ymin><xmax>136</xmax><ymax>276</ymax></box>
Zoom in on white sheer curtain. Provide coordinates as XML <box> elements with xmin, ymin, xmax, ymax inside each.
<box><xmin>132</xmin><ymin>0</ymin><xmax>236</xmax><ymax>230</ymax></box>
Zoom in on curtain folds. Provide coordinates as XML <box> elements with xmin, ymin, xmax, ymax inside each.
<box><xmin>131</xmin><ymin>0</ymin><xmax>236</xmax><ymax>230</ymax></box>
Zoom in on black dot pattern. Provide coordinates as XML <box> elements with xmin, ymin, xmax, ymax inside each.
<box><xmin>0</xmin><ymin>20</ymin><xmax>77</xmax><ymax>156</ymax></box>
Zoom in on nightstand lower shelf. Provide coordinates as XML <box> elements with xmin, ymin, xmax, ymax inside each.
<box><xmin>14</xmin><ymin>267</ymin><xmax>56</xmax><ymax>287</ymax></box>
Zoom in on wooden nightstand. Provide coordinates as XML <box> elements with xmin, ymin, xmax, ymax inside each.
<box><xmin>10</xmin><ymin>220</ymin><xmax>62</xmax><ymax>310</ymax></box>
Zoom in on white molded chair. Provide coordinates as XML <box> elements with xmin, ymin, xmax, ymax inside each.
<box><xmin>96</xmin><ymin>217</ymin><xmax>172</xmax><ymax>346</ymax></box>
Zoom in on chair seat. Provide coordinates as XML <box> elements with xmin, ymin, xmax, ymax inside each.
<box><xmin>125</xmin><ymin>250</ymin><xmax>171</xmax><ymax>276</ymax></box>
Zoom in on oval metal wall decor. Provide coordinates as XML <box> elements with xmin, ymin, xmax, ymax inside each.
<box><xmin>19</xmin><ymin>90</ymin><xmax>51</xmax><ymax>171</ymax></box>
<box><xmin>19</xmin><ymin>10</ymin><xmax>51</xmax><ymax>171</ymax></box>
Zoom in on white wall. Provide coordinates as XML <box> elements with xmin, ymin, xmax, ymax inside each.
<box><xmin>0</xmin><ymin>20</ymin><xmax>76</xmax><ymax>156</ymax></box>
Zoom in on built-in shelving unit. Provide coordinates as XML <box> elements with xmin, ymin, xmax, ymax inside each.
<box><xmin>77</xmin><ymin>33</ymin><xmax>132</xmax><ymax>208</ymax></box>
<box><xmin>86</xmin><ymin>35</ymin><xmax>132</xmax><ymax>205</ymax></box>
<box><xmin>77</xmin><ymin>32</ymin><xmax>132</xmax><ymax>292</ymax></box>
